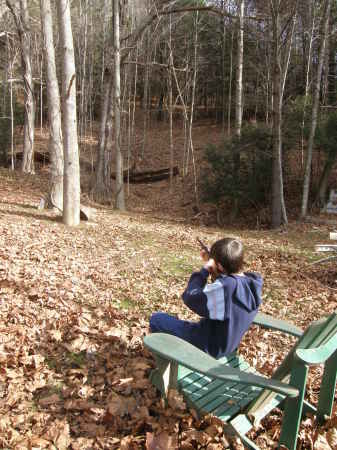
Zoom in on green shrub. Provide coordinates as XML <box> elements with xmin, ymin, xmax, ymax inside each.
<box><xmin>315</xmin><ymin>111</ymin><xmax>337</xmax><ymax>157</ymax></box>
<box><xmin>201</xmin><ymin>125</ymin><xmax>273</xmax><ymax>211</ymax></box>
<box><xmin>283</xmin><ymin>95</ymin><xmax>313</xmax><ymax>146</ymax></box>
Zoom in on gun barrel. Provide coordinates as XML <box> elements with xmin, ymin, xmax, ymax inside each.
<box><xmin>197</xmin><ymin>238</ymin><xmax>210</xmax><ymax>255</ymax></box>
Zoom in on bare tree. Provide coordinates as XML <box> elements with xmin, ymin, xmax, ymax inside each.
<box><xmin>227</xmin><ymin>27</ymin><xmax>234</xmax><ymax>135</ymax></box>
<box><xmin>6</xmin><ymin>0</ymin><xmax>35</xmax><ymax>173</ymax></box>
<box><xmin>168</xmin><ymin>13</ymin><xmax>174</xmax><ymax>193</ymax></box>
<box><xmin>301</xmin><ymin>0</ymin><xmax>331</xmax><ymax>218</ymax></box>
<box><xmin>235</xmin><ymin>0</ymin><xmax>244</xmax><ymax>140</ymax></box>
<box><xmin>92</xmin><ymin>0</ymin><xmax>135</xmax><ymax>203</ymax></box>
<box><xmin>6</xmin><ymin>32</ymin><xmax>19</xmax><ymax>170</ymax></box>
<box><xmin>40</xmin><ymin>0</ymin><xmax>64</xmax><ymax>210</ymax></box>
<box><xmin>300</xmin><ymin>0</ymin><xmax>316</xmax><ymax>167</ymax></box>
<box><xmin>113</xmin><ymin>0</ymin><xmax>125</xmax><ymax>210</ymax></box>
<box><xmin>90</xmin><ymin>1</ymin><xmax>112</xmax><ymax>203</ymax></box>
<box><xmin>141</xmin><ymin>28</ymin><xmax>150</xmax><ymax>161</ymax></box>
<box><xmin>269</xmin><ymin>0</ymin><xmax>297</xmax><ymax>228</ymax></box>
<box><xmin>56</xmin><ymin>0</ymin><xmax>81</xmax><ymax>226</ymax></box>
<box><xmin>91</xmin><ymin>76</ymin><xmax>112</xmax><ymax>203</ymax></box>
<box><xmin>232</xmin><ymin>0</ymin><xmax>244</xmax><ymax>219</ymax></box>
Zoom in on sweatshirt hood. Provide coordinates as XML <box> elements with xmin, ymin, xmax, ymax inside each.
<box><xmin>231</xmin><ymin>272</ymin><xmax>263</xmax><ymax>312</ymax></box>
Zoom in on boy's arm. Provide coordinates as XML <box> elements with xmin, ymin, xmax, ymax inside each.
<box><xmin>182</xmin><ymin>268</ymin><xmax>210</xmax><ymax>317</ymax></box>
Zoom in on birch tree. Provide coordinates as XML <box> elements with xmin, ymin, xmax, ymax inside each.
<box><xmin>40</xmin><ymin>0</ymin><xmax>64</xmax><ymax>209</ymax></box>
<box><xmin>269</xmin><ymin>0</ymin><xmax>297</xmax><ymax>228</ymax></box>
<box><xmin>6</xmin><ymin>0</ymin><xmax>35</xmax><ymax>173</ymax></box>
<box><xmin>56</xmin><ymin>0</ymin><xmax>81</xmax><ymax>226</ymax></box>
<box><xmin>113</xmin><ymin>0</ymin><xmax>125</xmax><ymax>209</ymax></box>
<box><xmin>270</xmin><ymin>3</ymin><xmax>284</xmax><ymax>227</ymax></box>
<box><xmin>168</xmin><ymin>13</ymin><xmax>174</xmax><ymax>193</ymax></box>
<box><xmin>301</xmin><ymin>0</ymin><xmax>331</xmax><ymax>218</ymax></box>
<box><xmin>235</xmin><ymin>0</ymin><xmax>244</xmax><ymax>140</ymax></box>
<box><xmin>300</xmin><ymin>0</ymin><xmax>316</xmax><ymax>166</ymax></box>
<box><xmin>232</xmin><ymin>0</ymin><xmax>244</xmax><ymax>218</ymax></box>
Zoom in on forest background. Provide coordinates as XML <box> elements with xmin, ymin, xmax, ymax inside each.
<box><xmin>1</xmin><ymin>0</ymin><xmax>337</xmax><ymax>449</ymax></box>
<box><xmin>1</xmin><ymin>0</ymin><xmax>336</xmax><ymax>228</ymax></box>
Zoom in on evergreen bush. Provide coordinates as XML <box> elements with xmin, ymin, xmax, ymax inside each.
<box><xmin>315</xmin><ymin>111</ymin><xmax>337</xmax><ymax>158</ymax></box>
<box><xmin>201</xmin><ymin>125</ymin><xmax>273</xmax><ymax>213</ymax></box>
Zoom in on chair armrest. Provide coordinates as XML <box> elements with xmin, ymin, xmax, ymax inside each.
<box><xmin>253</xmin><ymin>312</ymin><xmax>303</xmax><ymax>337</ymax></box>
<box><xmin>144</xmin><ymin>333</ymin><xmax>299</xmax><ymax>398</ymax></box>
<box><xmin>296</xmin><ymin>332</ymin><xmax>337</xmax><ymax>365</ymax></box>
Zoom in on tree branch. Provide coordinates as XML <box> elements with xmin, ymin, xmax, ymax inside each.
<box><xmin>121</xmin><ymin>2</ymin><xmax>267</xmax><ymax>64</ymax></box>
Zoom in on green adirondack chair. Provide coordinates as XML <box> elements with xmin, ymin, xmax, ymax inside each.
<box><xmin>143</xmin><ymin>312</ymin><xmax>337</xmax><ymax>450</ymax></box>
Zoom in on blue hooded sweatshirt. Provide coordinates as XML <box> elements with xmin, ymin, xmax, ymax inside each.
<box><xmin>182</xmin><ymin>268</ymin><xmax>263</xmax><ymax>358</ymax></box>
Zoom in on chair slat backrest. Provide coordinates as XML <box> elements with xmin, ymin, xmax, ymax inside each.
<box><xmin>247</xmin><ymin>312</ymin><xmax>337</xmax><ymax>418</ymax></box>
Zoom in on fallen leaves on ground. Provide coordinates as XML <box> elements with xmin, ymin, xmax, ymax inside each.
<box><xmin>0</xmin><ymin>168</ymin><xmax>337</xmax><ymax>448</ymax></box>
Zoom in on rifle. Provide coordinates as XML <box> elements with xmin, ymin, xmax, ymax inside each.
<box><xmin>197</xmin><ymin>238</ymin><xmax>217</xmax><ymax>281</ymax></box>
<box><xmin>197</xmin><ymin>237</ymin><xmax>210</xmax><ymax>256</ymax></box>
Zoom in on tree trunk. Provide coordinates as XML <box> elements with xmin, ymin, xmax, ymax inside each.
<box><xmin>168</xmin><ymin>14</ymin><xmax>174</xmax><ymax>194</ymax></box>
<box><xmin>40</xmin><ymin>0</ymin><xmax>64</xmax><ymax>209</ymax></box>
<box><xmin>168</xmin><ymin>40</ymin><xmax>189</xmax><ymax>180</ymax></box>
<box><xmin>7</xmin><ymin>33</ymin><xmax>15</xmax><ymax>171</ymax></box>
<box><xmin>301</xmin><ymin>0</ymin><xmax>331</xmax><ymax>219</ymax></box>
<box><xmin>113</xmin><ymin>0</ymin><xmax>125</xmax><ymax>210</ymax></box>
<box><xmin>129</xmin><ymin>43</ymin><xmax>139</xmax><ymax>185</ymax></box>
<box><xmin>321</xmin><ymin>14</ymin><xmax>331</xmax><ymax>106</ymax></box>
<box><xmin>270</xmin><ymin>0</ymin><xmax>288</xmax><ymax>228</ymax></box>
<box><xmin>227</xmin><ymin>29</ymin><xmax>234</xmax><ymax>135</ymax></box>
<box><xmin>232</xmin><ymin>0</ymin><xmax>244</xmax><ymax>220</ymax></box>
<box><xmin>235</xmin><ymin>0</ymin><xmax>244</xmax><ymax>140</ymax></box>
<box><xmin>316</xmin><ymin>157</ymin><xmax>336</xmax><ymax>208</ymax></box>
<box><xmin>186</xmin><ymin>12</ymin><xmax>199</xmax><ymax>206</ymax></box>
<box><xmin>141</xmin><ymin>30</ymin><xmax>150</xmax><ymax>159</ymax></box>
<box><xmin>221</xmin><ymin>0</ymin><xmax>226</xmax><ymax>136</ymax></box>
<box><xmin>92</xmin><ymin>76</ymin><xmax>112</xmax><ymax>202</ymax></box>
<box><xmin>265</xmin><ymin>40</ymin><xmax>271</xmax><ymax>125</ymax></box>
<box><xmin>78</xmin><ymin>0</ymin><xmax>88</xmax><ymax>140</ymax></box>
<box><xmin>300</xmin><ymin>0</ymin><xmax>316</xmax><ymax>170</ymax></box>
<box><xmin>56</xmin><ymin>0</ymin><xmax>81</xmax><ymax>226</ymax></box>
<box><xmin>6</xmin><ymin>0</ymin><xmax>35</xmax><ymax>173</ymax></box>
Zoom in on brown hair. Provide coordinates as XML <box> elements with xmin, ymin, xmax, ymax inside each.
<box><xmin>210</xmin><ymin>238</ymin><xmax>244</xmax><ymax>274</ymax></box>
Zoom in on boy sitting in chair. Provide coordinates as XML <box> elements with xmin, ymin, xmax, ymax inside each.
<box><xmin>149</xmin><ymin>238</ymin><xmax>263</xmax><ymax>359</ymax></box>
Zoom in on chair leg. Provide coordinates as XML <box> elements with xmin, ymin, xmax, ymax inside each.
<box><xmin>224</xmin><ymin>423</ymin><xmax>261</xmax><ymax>450</ymax></box>
<box><xmin>151</xmin><ymin>356</ymin><xmax>178</xmax><ymax>398</ymax></box>
<box><xmin>301</xmin><ymin>399</ymin><xmax>317</xmax><ymax>416</ymax></box>
<box><xmin>279</xmin><ymin>362</ymin><xmax>308</xmax><ymax>450</ymax></box>
<box><xmin>317</xmin><ymin>351</ymin><xmax>337</xmax><ymax>424</ymax></box>
<box><xmin>235</xmin><ymin>432</ymin><xmax>261</xmax><ymax>450</ymax></box>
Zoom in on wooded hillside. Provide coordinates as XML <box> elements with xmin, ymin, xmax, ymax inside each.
<box><xmin>0</xmin><ymin>0</ymin><xmax>336</xmax><ymax>227</ymax></box>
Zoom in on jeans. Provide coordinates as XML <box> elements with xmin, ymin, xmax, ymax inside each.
<box><xmin>149</xmin><ymin>311</ymin><xmax>206</xmax><ymax>352</ymax></box>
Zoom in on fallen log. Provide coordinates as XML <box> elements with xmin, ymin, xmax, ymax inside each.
<box><xmin>9</xmin><ymin>151</ymin><xmax>50</xmax><ymax>165</ymax></box>
<box><xmin>111</xmin><ymin>166</ymin><xmax>179</xmax><ymax>184</ymax></box>
<box><xmin>128</xmin><ymin>167</ymin><xmax>178</xmax><ymax>177</ymax></box>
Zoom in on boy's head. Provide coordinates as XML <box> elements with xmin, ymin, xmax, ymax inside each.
<box><xmin>210</xmin><ymin>238</ymin><xmax>244</xmax><ymax>274</ymax></box>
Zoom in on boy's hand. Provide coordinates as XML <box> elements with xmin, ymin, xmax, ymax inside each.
<box><xmin>204</xmin><ymin>258</ymin><xmax>217</xmax><ymax>273</ymax></box>
<box><xmin>200</xmin><ymin>249</ymin><xmax>209</xmax><ymax>262</ymax></box>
